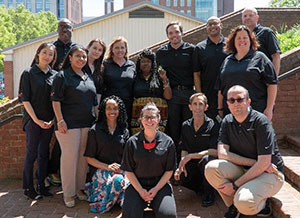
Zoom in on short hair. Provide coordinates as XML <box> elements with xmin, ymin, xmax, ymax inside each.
<box><xmin>140</xmin><ymin>102</ymin><xmax>161</xmax><ymax>118</ymax></box>
<box><xmin>207</xmin><ymin>16</ymin><xmax>221</xmax><ymax>25</ymax></box>
<box><xmin>105</xmin><ymin>36</ymin><xmax>129</xmax><ymax>60</ymax></box>
<box><xmin>242</xmin><ymin>7</ymin><xmax>258</xmax><ymax>16</ymax></box>
<box><xmin>57</xmin><ymin>18</ymin><xmax>72</xmax><ymax>31</ymax></box>
<box><xmin>189</xmin><ymin>93</ymin><xmax>208</xmax><ymax>105</ymax></box>
<box><xmin>224</xmin><ymin>25</ymin><xmax>259</xmax><ymax>54</ymax></box>
<box><xmin>227</xmin><ymin>85</ymin><xmax>250</xmax><ymax>99</ymax></box>
<box><xmin>166</xmin><ymin>21</ymin><xmax>183</xmax><ymax>35</ymax></box>
<box><xmin>32</xmin><ymin>42</ymin><xmax>57</xmax><ymax>68</ymax></box>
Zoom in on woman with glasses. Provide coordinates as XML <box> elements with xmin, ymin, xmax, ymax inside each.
<box><xmin>216</xmin><ymin>25</ymin><xmax>278</xmax><ymax>121</ymax></box>
<box><xmin>121</xmin><ymin>103</ymin><xmax>177</xmax><ymax>218</ymax></box>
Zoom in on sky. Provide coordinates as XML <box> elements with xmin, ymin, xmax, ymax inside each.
<box><xmin>83</xmin><ymin>0</ymin><xmax>271</xmax><ymax>17</ymax></box>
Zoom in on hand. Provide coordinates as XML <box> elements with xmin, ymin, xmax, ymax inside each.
<box><xmin>265</xmin><ymin>163</ymin><xmax>278</xmax><ymax>174</ymax></box>
<box><xmin>36</xmin><ymin>119</ymin><xmax>52</xmax><ymax>129</ymax></box>
<box><xmin>263</xmin><ymin>108</ymin><xmax>273</xmax><ymax>121</ymax></box>
<box><xmin>178</xmin><ymin>155</ymin><xmax>191</xmax><ymax>169</ymax></box>
<box><xmin>148</xmin><ymin>187</ymin><xmax>158</xmax><ymax>199</ymax></box>
<box><xmin>159</xmin><ymin>69</ymin><xmax>167</xmax><ymax>81</ymax></box>
<box><xmin>58</xmin><ymin>120</ymin><xmax>68</xmax><ymax>134</ymax></box>
<box><xmin>138</xmin><ymin>188</ymin><xmax>152</xmax><ymax>202</ymax></box>
<box><xmin>218</xmin><ymin>182</ymin><xmax>236</xmax><ymax>197</ymax></box>
<box><xmin>107</xmin><ymin>163</ymin><xmax>121</xmax><ymax>173</ymax></box>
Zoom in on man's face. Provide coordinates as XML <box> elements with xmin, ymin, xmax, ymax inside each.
<box><xmin>189</xmin><ymin>96</ymin><xmax>207</xmax><ymax>119</ymax></box>
<box><xmin>167</xmin><ymin>24</ymin><xmax>183</xmax><ymax>46</ymax></box>
<box><xmin>242</xmin><ymin>10</ymin><xmax>259</xmax><ymax>29</ymax></box>
<box><xmin>206</xmin><ymin>18</ymin><xmax>222</xmax><ymax>38</ymax></box>
<box><xmin>58</xmin><ymin>20</ymin><xmax>73</xmax><ymax>44</ymax></box>
<box><xmin>227</xmin><ymin>90</ymin><xmax>250</xmax><ymax>117</ymax></box>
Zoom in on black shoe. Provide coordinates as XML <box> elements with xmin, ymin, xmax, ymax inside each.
<box><xmin>24</xmin><ymin>189</ymin><xmax>43</xmax><ymax>200</ymax></box>
<box><xmin>223</xmin><ymin>205</ymin><xmax>240</xmax><ymax>218</ymax></box>
<box><xmin>202</xmin><ymin>193</ymin><xmax>215</xmax><ymax>207</ymax></box>
<box><xmin>257</xmin><ymin>198</ymin><xmax>272</xmax><ymax>217</ymax></box>
<box><xmin>37</xmin><ymin>184</ymin><xmax>53</xmax><ymax>197</ymax></box>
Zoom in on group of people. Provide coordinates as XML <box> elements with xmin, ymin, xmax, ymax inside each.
<box><xmin>18</xmin><ymin>7</ymin><xmax>285</xmax><ymax>218</ymax></box>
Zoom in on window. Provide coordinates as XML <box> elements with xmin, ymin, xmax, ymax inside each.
<box><xmin>26</xmin><ymin>0</ymin><xmax>32</xmax><ymax>11</ymax></box>
<box><xmin>195</xmin><ymin>0</ymin><xmax>217</xmax><ymax>21</ymax></box>
<box><xmin>8</xmin><ymin>0</ymin><xmax>13</xmax><ymax>8</ymax></box>
<box><xmin>166</xmin><ymin>0</ymin><xmax>170</xmax><ymax>6</ymax></box>
<box><xmin>0</xmin><ymin>0</ymin><xmax>4</xmax><ymax>5</ymax></box>
<box><xmin>187</xmin><ymin>10</ymin><xmax>191</xmax><ymax>15</ymax></box>
<box><xmin>173</xmin><ymin>0</ymin><xmax>177</xmax><ymax>7</ymax></box>
<box><xmin>180</xmin><ymin>0</ymin><xmax>184</xmax><ymax>7</ymax></box>
<box><xmin>16</xmin><ymin>0</ymin><xmax>24</xmax><ymax>6</ymax></box>
<box><xmin>187</xmin><ymin>0</ymin><xmax>191</xmax><ymax>7</ymax></box>
<box><xmin>35</xmin><ymin>0</ymin><xmax>43</xmax><ymax>12</ymax></box>
<box><xmin>152</xmin><ymin>0</ymin><xmax>159</xmax><ymax>4</ymax></box>
<box><xmin>45</xmin><ymin>0</ymin><xmax>50</xmax><ymax>11</ymax></box>
<box><xmin>180</xmin><ymin>9</ymin><xmax>184</xmax><ymax>13</ymax></box>
<box><xmin>58</xmin><ymin>0</ymin><xmax>65</xmax><ymax>18</ymax></box>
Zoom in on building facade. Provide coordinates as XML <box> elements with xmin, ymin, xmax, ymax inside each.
<box><xmin>124</xmin><ymin>0</ymin><xmax>234</xmax><ymax>20</ymax></box>
<box><xmin>0</xmin><ymin>0</ymin><xmax>82</xmax><ymax>24</ymax></box>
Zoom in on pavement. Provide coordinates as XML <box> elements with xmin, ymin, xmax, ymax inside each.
<box><xmin>0</xmin><ymin>179</ymin><xmax>272</xmax><ymax>218</ymax></box>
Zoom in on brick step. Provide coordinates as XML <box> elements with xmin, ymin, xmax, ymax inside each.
<box><xmin>285</xmin><ymin>136</ymin><xmax>300</xmax><ymax>153</ymax></box>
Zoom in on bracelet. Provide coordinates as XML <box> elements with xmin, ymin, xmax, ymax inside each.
<box><xmin>232</xmin><ymin>182</ymin><xmax>239</xmax><ymax>191</ymax></box>
<box><xmin>57</xmin><ymin>119</ymin><xmax>65</xmax><ymax>125</ymax></box>
<box><xmin>217</xmin><ymin>108</ymin><xmax>224</xmax><ymax>111</ymax></box>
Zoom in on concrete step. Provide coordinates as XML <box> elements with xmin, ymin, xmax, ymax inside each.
<box><xmin>281</xmin><ymin>147</ymin><xmax>300</xmax><ymax>189</ymax></box>
<box><xmin>285</xmin><ymin>136</ymin><xmax>300</xmax><ymax>153</ymax></box>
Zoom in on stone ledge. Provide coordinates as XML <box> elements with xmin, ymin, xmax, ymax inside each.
<box><xmin>285</xmin><ymin>136</ymin><xmax>300</xmax><ymax>153</ymax></box>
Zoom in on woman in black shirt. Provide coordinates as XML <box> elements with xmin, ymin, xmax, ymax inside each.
<box><xmin>84</xmin><ymin>95</ymin><xmax>129</xmax><ymax>213</ymax></box>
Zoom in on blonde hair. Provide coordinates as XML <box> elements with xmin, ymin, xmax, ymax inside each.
<box><xmin>105</xmin><ymin>36</ymin><xmax>129</xmax><ymax>60</ymax></box>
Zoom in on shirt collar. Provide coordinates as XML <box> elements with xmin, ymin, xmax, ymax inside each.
<box><xmin>232</xmin><ymin>107</ymin><xmax>254</xmax><ymax>124</ymax></box>
<box><xmin>32</xmin><ymin>64</ymin><xmax>55</xmax><ymax>75</ymax></box>
<box><xmin>167</xmin><ymin>41</ymin><xmax>185</xmax><ymax>51</ymax></box>
<box><xmin>229</xmin><ymin>49</ymin><xmax>255</xmax><ymax>61</ymax></box>
<box><xmin>207</xmin><ymin>35</ymin><xmax>225</xmax><ymax>45</ymax></box>
<box><xmin>253</xmin><ymin>24</ymin><xmax>261</xmax><ymax>32</ymax></box>
<box><xmin>56</xmin><ymin>38</ymin><xmax>73</xmax><ymax>47</ymax></box>
<box><xmin>137</xmin><ymin>130</ymin><xmax>163</xmax><ymax>143</ymax></box>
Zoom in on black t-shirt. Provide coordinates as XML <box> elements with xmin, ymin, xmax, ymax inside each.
<box><xmin>216</xmin><ymin>49</ymin><xmax>278</xmax><ymax>115</ymax></box>
<box><xmin>219</xmin><ymin>109</ymin><xmax>284</xmax><ymax>171</ymax></box>
<box><xmin>19</xmin><ymin>64</ymin><xmax>57</xmax><ymax>128</ymax></box>
<box><xmin>253</xmin><ymin>24</ymin><xmax>281</xmax><ymax>61</ymax></box>
<box><xmin>84</xmin><ymin>121</ymin><xmax>129</xmax><ymax>176</ymax></box>
<box><xmin>193</xmin><ymin>36</ymin><xmax>229</xmax><ymax>118</ymax></box>
<box><xmin>181</xmin><ymin>116</ymin><xmax>219</xmax><ymax>154</ymax></box>
<box><xmin>53</xmin><ymin>39</ymin><xmax>76</xmax><ymax>71</ymax></box>
<box><xmin>51</xmin><ymin>67</ymin><xmax>97</xmax><ymax>130</ymax></box>
<box><xmin>121</xmin><ymin>131</ymin><xmax>176</xmax><ymax>187</ymax></box>
<box><xmin>133</xmin><ymin>74</ymin><xmax>164</xmax><ymax>98</ymax></box>
<box><xmin>156</xmin><ymin>42</ymin><xmax>195</xmax><ymax>88</ymax></box>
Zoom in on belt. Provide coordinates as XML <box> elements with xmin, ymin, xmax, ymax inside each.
<box><xmin>172</xmin><ymin>85</ymin><xmax>193</xmax><ymax>90</ymax></box>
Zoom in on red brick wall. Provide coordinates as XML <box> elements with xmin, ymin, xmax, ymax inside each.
<box><xmin>4</xmin><ymin>61</ymin><xmax>14</xmax><ymax>99</ymax></box>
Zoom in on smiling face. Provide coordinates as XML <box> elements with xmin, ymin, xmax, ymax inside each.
<box><xmin>234</xmin><ymin>30</ymin><xmax>251</xmax><ymax>54</ymax></box>
<box><xmin>88</xmin><ymin>41</ymin><xmax>104</xmax><ymax>61</ymax></box>
<box><xmin>69</xmin><ymin>49</ymin><xmax>87</xmax><ymax>71</ymax></box>
<box><xmin>140</xmin><ymin>57</ymin><xmax>152</xmax><ymax>75</ymax></box>
<box><xmin>38</xmin><ymin>46</ymin><xmax>55</xmax><ymax>67</ymax></box>
<box><xmin>242</xmin><ymin>9</ymin><xmax>259</xmax><ymax>30</ymax></box>
<box><xmin>105</xmin><ymin>99</ymin><xmax>119</xmax><ymax>122</ymax></box>
<box><xmin>112</xmin><ymin>41</ymin><xmax>126</xmax><ymax>59</ymax></box>
<box><xmin>189</xmin><ymin>96</ymin><xmax>208</xmax><ymax>119</ymax></box>
<box><xmin>167</xmin><ymin>24</ymin><xmax>183</xmax><ymax>47</ymax></box>
<box><xmin>141</xmin><ymin>110</ymin><xmax>160</xmax><ymax>131</ymax></box>
<box><xmin>57</xmin><ymin>19</ymin><xmax>73</xmax><ymax>44</ymax></box>
<box><xmin>206</xmin><ymin>18</ymin><xmax>222</xmax><ymax>38</ymax></box>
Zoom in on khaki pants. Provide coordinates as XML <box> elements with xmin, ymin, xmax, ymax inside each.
<box><xmin>55</xmin><ymin>128</ymin><xmax>89</xmax><ymax>198</ymax></box>
<box><xmin>205</xmin><ymin>159</ymin><xmax>284</xmax><ymax>215</ymax></box>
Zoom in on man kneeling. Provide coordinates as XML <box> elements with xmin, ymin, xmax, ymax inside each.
<box><xmin>205</xmin><ymin>85</ymin><xmax>284</xmax><ymax>218</ymax></box>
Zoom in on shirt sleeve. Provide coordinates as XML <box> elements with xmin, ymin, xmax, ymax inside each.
<box><xmin>19</xmin><ymin>70</ymin><xmax>31</xmax><ymax>102</ymax></box>
<box><xmin>255</xmin><ymin>116</ymin><xmax>275</xmax><ymax>155</ymax></box>
<box><xmin>121</xmin><ymin>138</ymin><xmax>136</xmax><ymax>172</ymax></box>
<box><xmin>192</xmin><ymin>45</ymin><xmax>202</xmax><ymax>72</ymax></box>
<box><xmin>261</xmin><ymin>56</ymin><xmax>278</xmax><ymax>85</ymax></box>
<box><xmin>218</xmin><ymin>118</ymin><xmax>230</xmax><ymax>146</ymax></box>
<box><xmin>266</xmin><ymin>29</ymin><xmax>281</xmax><ymax>55</ymax></box>
<box><xmin>180</xmin><ymin>123</ymin><xmax>188</xmax><ymax>151</ymax></box>
<box><xmin>51</xmin><ymin>71</ymin><xmax>65</xmax><ymax>101</ymax></box>
<box><xmin>84</xmin><ymin>127</ymin><xmax>98</xmax><ymax>158</ymax></box>
<box><xmin>165</xmin><ymin>140</ymin><xmax>177</xmax><ymax>171</ymax></box>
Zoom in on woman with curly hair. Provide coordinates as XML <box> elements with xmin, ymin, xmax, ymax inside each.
<box><xmin>216</xmin><ymin>25</ymin><xmax>277</xmax><ymax>120</ymax></box>
<box><xmin>84</xmin><ymin>95</ymin><xmax>130</xmax><ymax>213</ymax></box>
<box><xmin>131</xmin><ymin>49</ymin><xmax>172</xmax><ymax>134</ymax></box>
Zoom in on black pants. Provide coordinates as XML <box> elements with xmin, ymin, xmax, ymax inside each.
<box><xmin>122</xmin><ymin>183</ymin><xmax>177</xmax><ymax>218</ymax></box>
<box><xmin>180</xmin><ymin>155</ymin><xmax>215</xmax><ymax>196</ymax></box>
<box><xmin>47</xmin><ymin>139</ymin><xmax>61</xmax><ymax>174</ymax></box>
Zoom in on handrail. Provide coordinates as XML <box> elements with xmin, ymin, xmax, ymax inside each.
<box><xmin>278</xmin><ymin>66</ymin><xmax>300</xmax><ymax>81</ymax></box>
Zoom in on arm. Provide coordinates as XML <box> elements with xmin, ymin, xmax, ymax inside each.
<box><xmin>218</xmin><ymin>90</ymin><xmax>224</xmax><ymax>118</ymax></box>
<box><xmin>148</xmin><ymin>170</ymin><xmax>173</xmax><ymax>199</ymax></box>
<box><xmin>271</xmin><ymin>53</ymin><xmax>280</xmax><ymax>76</ymax></box>
<box><xmin>52</xmin><ymin>101</ymin><xmax>68</xmax><ymax>133</ymax></box>
<box><xmin>125</xmin><ymin>171</ymin><xmax>152</xmax><ymax>201</ymax></box>
<box><xmin>86</xmin><ymin>157</ymin><xmax>121</xmax><ymax>173</ymax></box>
<box><xmin>174</xmin><ymin>150</ymin><xmax>188</xmax><ymax>180</ymax></box>
<box><xmin>264</xmin><ymin>84</ymin><xmax>277</xmax><ymax>121</ymax></box>
<box><xmin>159</xmin><ymin>69</ymin><xmax>172</xmax><ymax>100</ymax></box>
<box><xmin>194</xmin><ymin>71</ymin><xmax>201</xmax><ymax>93</ymax></box>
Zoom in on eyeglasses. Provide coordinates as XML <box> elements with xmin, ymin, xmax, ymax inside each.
<box><xmin>227</xmin><ymin>97</ymin><xmax>245</xmax><ymax>104</ymax></box>
<box><xmin>142</xmin><ymin>116</ymin><xmax>158</xmax><ymax>121</ymax></box>
<box><xmin>207</xmin><ymin>22</ymin><xmax>220</xmax><ymax>27</ymax></box>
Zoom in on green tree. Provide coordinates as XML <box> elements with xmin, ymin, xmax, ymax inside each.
<box><xmin>270</xmin><ymin>0</ymin><xmax>300</xmax><ymax>7</ymax></box>
<box><xmin>276</xmin><ymin>24</ymin><xmax>300</xmax><ymax>53</ymax></box>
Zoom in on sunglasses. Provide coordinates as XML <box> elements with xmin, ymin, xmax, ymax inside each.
<box><xmin>227</xmin><ymin>97</ymin><xmax>245</xmax><ymax>104</ymax></box>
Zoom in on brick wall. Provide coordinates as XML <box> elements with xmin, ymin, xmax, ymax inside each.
<box><xmin>4</xmin><ymin>61</ymin><xmax>14</xmax><ymax>99</ymax></box>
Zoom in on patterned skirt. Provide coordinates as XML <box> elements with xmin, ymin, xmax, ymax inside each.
<box><xmin>131</xmin><ymin>97</ymin><xmax>168</xmax><ymax>135</ymax></box>
<box><xmin>89</xmin><ymin>169</ymin><xmax>129</xmax><ymax>213</ymax></box>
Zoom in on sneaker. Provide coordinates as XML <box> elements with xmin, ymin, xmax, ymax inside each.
<box><xmin>24</xmin><ymin>189</ymin><xmax>43</xmax><ymax>200</ymax></box>
<box><xmin>223</xmin><ymin>205</ymin><xmax>240</xmax><ymax>218</ymax></box>
<box><xmin>76</xmin><ymin>190</ymin><xmax>88</xmax><ymax>201</ymax></box>
<box><xmin>47</xmin><ymin>173</ymin><xmax>61</xmax><ymax>186</ymax></box>
<box><xmin>44</xmin><ymin>178</ymin><xmax>50</xmax><ymax>188</ymax></box>
<box><xmin>257</xmin><ymin>198</ymin><xmax>272</xmax><ymax>217</ymax></box>
<box><xmin>37</xmin><ymin>184</ymin><xmax>53</xmax><ymax>197</ymax></box>
<box><xmin>202</xmin><ymin>193</ymin><xmax>215</xmax><ymax>207</ymax></box>
<box><xmin>64</xmin><ymin>197</ymin><xmax>75</xmax><ymax>208</ymax></box>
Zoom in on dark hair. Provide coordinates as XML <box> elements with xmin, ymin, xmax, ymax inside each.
<box><xmin>61</xmin><ymin>45</ymin><xmax>88</xmax><ymax>70</ymax></box>
<box><xmin>224</xmin><ymin>25</ymin><xmax>259</xmax><ymax>54</ymax></box>
<box><xmin>136</xmin><ymin>49</ymin><xmax>161</xmax><ymax>92</ymax></box>
<box><xmin>98</xmin><ymin>95</ymin><xmax>128</xmax><ymax>130</ymax></box>
<box><xmin>166</xmin><ymin>21</ymin><xmax>183</xmax><ymax>35</ymax></box>
<box><xmin>31</xmin><ymin>42</ymin><xmax>57</xmax><ymax>68</ymax></box>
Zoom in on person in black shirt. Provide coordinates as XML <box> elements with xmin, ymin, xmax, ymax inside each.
<box><xmin>156</xmin><ymin>21</ymin><xmax>195</xmax><ymax>164</ymax></box>
<box><xmin>84</xmin><ymin>95</ymin><xmax>129</xmax><ymax>213</ymax></box>
<box><xmin>193</xmin><ymin>17</ymin><xmax>229</xmax><ymax>119</ymax></box>
<box><xmin>51</xmin><ymin>45</ymin><xmax>98</xmax><ymax>208</ymax></box>
<box><xmin>205</xmin><ymin>85</ymin><xmax>284</xmax><ymax>218</ymax></box>
<box><xmin>19</xmin><ymin>42</ymin><xmax>57</xmax><ymax>200</ymax></box>
<box><xmin>174</xmin><ymin>93</ymin><xmax>219</xmax><ymax>207</ymax></box>
<box><xmin>242</xmin><ymin>7</ymin><xmax>281</xmax><ymax>76</ymax></box>
<box><xmin>121</xmin><ymin>103</ymin><xmax>177</xmax><ymax>218</ymax></box>
<box><xmin>131</xmin><ymin>49</ymin><xmax>172</xmax><ymax>135</ymax></box>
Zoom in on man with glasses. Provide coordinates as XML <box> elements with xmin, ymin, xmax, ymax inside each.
<box><xmin>193</xmin><ymin>16</ymin><xmax>228</xmax><ymax>120</ymax></box>
<box><xmin>205</xmin><ymin>85</ymin><xmax>284</xmax><ymax>218</ymax></box>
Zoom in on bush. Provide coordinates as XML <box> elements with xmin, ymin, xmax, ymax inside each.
<box><xmin>0</xmin><ymin>96</ymin><xmax>10</xmax><ymax>105</ymax></box>
<box><xmin>276</xmin><ymin>24</ymin><xmax>300</xmax><ymax>53</ymax></box>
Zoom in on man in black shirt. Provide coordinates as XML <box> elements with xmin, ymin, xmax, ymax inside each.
<box><xmin>156</xmin><ymin>21</ymin><xmax>195</xmax><ymax>163</ymax></box>
<box><xmin>242</xmin><ymin>7</ymin><xmax>281</xmax><ymax>75</ymax></box>
<box><xmin>205</xmin><ymin>85</ymin><xmax>284</xmax><ymax>218</ymax></box>
<box><xmin>174</xmin><ymin>93</ymin><xmax>219</xmax><ymax>207</ymax></box>
<box><xmin>193</xmin><ymin>16</ymin><xmax>228</xmax><ymax>119</ymax></box>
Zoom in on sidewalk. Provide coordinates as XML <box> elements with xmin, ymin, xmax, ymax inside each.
<box><xmin>0</xmin><ymin>179</ymin><xmax>272</xmax><ymax>218</ymax></box>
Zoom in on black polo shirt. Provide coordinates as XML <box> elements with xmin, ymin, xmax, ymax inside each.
<box><xmin>83</xmin><ymin>64</ymin><xmax>102</xmax><ymax>95</ymax></box>
<box><xmin>51</xmin><ymin>67</ymin><xmax>97</xmax><ymax>130</ymax></box>
<box><xmin>253</xmin><ymin>24</ymin><xmax>281</xmax><ymax>61</ymax></box>
<box><xmin>84</xmin><ymin>121</ymin><xmax>129</xmax><ymax>176</ymax></box>
<box><xmin>121</xmin><ymin>131</ymin><xmax>176</xmax><ymax>187</ymax></box>
<box><xmin>181</xmin><ymin>115</ymin><xmax>219</xmax><ymax>154</ymax></box>
<box><xmin>53</xmin><ymin>39</ymin><xmax>76</xmax><ymax>70</ymax></box>
<box><xmin>156</xmin><ymin>42</ymin><xmax>195</xmax><ymax>88</ymax></box>
<box><xmin>217</xmin><ymin>49</ymin><xmax>278</xmax><ymax>114</ymax></box>
<box><xmin>19</xmin><ymin>64</ymin><xmax>57</xmax><ymax>128</ymax></box>
<box><xmin>219</xmin><ymin>109</ymin><xmax>284</xmax><ymax>171</ymax></box>
<box><xmin>193</xmin><ymin>36</ymin><xmax>229</xmax><ymax>118</ymax></box>
<box><xmin>102</xmin><ymin>58</ymin><xmax>135</xmax><ymax>101</ymax></box>
<box><xmin>133</xmin><ymin>74</ymin><xmax>164</xmax><ymax>98</ymax></box>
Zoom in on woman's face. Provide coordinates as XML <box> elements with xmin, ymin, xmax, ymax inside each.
<box><xmin>105</xmin><ymin>99</ymin><xmax>119</xmax><ymax>122</ymax></box>
<box><xmin>69</xmin><ymin>49</ymin><xmax>87</xmax><ymax>71</ymax></box>
<box><xmin>112</xmin><ymin>41</ymin><xmax>126</xmax><ymax>59</ymax></box>
<box><xmin>234</xmin><ymin>30</ymin><xmax>251</xmax><ymax>53</ymax></box>
<box><xmin>38</xmin><ymin>46</ymin><xmax>55</xmax><ymax>66</ymax></box>
<box><xmin>140</xmin><ymin>57</ymin><xmax>152</xmax><ymax>75</ymax></box>
<box><xmin>88</xmin><ymin>42</ymin><xmax>104</xmax><ymax>61</ymax></box>
<box><xmin>141</xmin><ymin>110</ymin><xmax>160</xmax><ymax>131</ymax></box>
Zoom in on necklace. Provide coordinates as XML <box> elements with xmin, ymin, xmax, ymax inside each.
<box><xmin>108</xmin><ymin>126</ymin><xmax>116</xmax><ymax>135</ymax></box>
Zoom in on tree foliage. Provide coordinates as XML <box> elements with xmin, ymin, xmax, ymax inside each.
<box><xmin>270</xmin><ymin>0</ymin><xmax>300</xmax><ymax>7</ymax></box>
<box><xmin>276</xmin><ymin>24</ymin><xmax>300</xmax><ymax>53</ymax></box>
<box><xmin>0</xmin><ymin>4</ymin><xmax>57</xmax><ymax>73</ymax></box>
